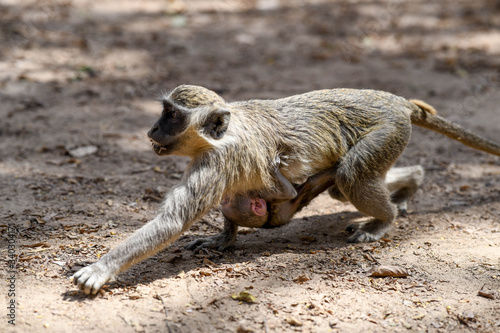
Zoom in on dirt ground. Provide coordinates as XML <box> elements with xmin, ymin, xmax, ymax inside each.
<box><xmin>1</xmin><ymin>0</ymin><xmax>500</xmax><ymax>332</ymax></box>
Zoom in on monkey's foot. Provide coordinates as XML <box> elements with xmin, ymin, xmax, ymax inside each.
<box><xmin>345</xmin><ymin>221</ymin><xmax>390</xmax><ymax>243</ymax></box>
<box><xmin>185</xmin><ymin>233</ymin><xmax>235</xmax><ymax>252</ymax></box>
<box><xmin>72</xmin><ymin>262</ymin><xmax>113</xmax><ymax>295</ymax></box>
<box><xmin>396</xmin><ymin>201</ymin><xmax>408</xmax><ymax>216</ymax></box>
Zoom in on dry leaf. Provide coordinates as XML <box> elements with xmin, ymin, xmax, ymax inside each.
<box><xmin>413</xmin><ymin>313</ymin><xmax>425</xmax><ymax>320</ymax></box>
<box><xmin>22</xmin><ymin>242</ymin><xmax>50</xmax><ymax>248</ymax></box>
<box><xmin>231</xmin><ymin>291</ymin><xmax>257</xmax><ymax>303</ymax></box>
<box><xmin>68</xmin><ymin>145</ymin><xmax>98</xmax><ymax>158</ymax></box>
<box><xmin>236</xmin><ymin>325</ymin><xmax>253</xmax><ymax>333</ymax></box>
<box><xmin>368</xmin><ymin>265</ymin><xmax>409</xmax><ymax>278</ymax></box>
<box><xmin>286</xmin><ymin>316</ymin><xmax>303</xmax><ymax>326</ymax></box>
<box><xmin>203</xmin><ymin>257</ymin><xmax>215</xmax><ymax>266</ymax></box>
<box><xmin>478</xmin><ymin>290</ymin><xmax>496</xmax><ymax>300</ymax></box>
<box><xmin>457</xmin><ymin>312</ymin><xmax>477</xmax><ymax>326</ymax></box>
<box><xmin>161</xmin><ymin>253</ymin><xmax>182</xmax><ymax>263</ymax></box>
<box><xmin>153</xmin><ymin>166</ymin><xmax>165</xmax><ymax>173</ymax></box>
<box><xmin>44</xmin><ymin>271</ymin><xmax>59</xmax><ymax>278</ymax></box>
<box><xmin>42</xmin><ymin>213</ymin><xmax>58</xmax><ymax>222</ymax></box>
<box><xmin>299</xmin><ymin>236</ymin><xmax>316</xmax><ymax>242</ymax></box>
<box><xmin>51</xmin><ymin>260</ymin><xmax>66</xmax><ymax>266</ymax></box>
<box><xmin>128</xmin><ymin>294</ymin><xmax>142</xmax><ymax>300</ymax></box>
<box><xmin>204</xmin><ymin>297</ymin><xmax>218</xmax><ymax>307</ymax></box>
<box><xmin>293</xmin><ymin>275</ymin><xmax>310</xmax><ymax>284</ymax></box>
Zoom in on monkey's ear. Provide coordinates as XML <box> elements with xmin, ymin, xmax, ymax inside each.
<box><xmin>203</xmin><ymin>109</ymin><xmax>231</xmax><ymax>140</ymax></box>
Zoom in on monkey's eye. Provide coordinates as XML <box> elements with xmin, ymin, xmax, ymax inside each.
<box><xmin>171</xmin><ymin>110</ymin><xmax>178</xmax><ymax>119</ymax></box>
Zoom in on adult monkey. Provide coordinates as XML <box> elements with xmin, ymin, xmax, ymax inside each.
<box><xmin>73</xmin><ymin>85</ymin><xmax>500</xmax><ymax>294</ymax></box>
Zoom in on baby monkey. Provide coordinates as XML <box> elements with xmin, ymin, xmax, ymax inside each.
<box><xmin>187</xmin><ymin>156</ymin><xmax>302</xmax><ymax>252</ymax></box>
<box><xmin>220</xmin><ymin>156</ymin><xmax>297</xmax><ymax>228</ymax></box>
<box><xmin>214</xmin><ymin>164</ymin><xmax>424</xmax><ymax>248</ymax></box>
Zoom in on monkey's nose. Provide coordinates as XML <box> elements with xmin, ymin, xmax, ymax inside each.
<box><xmin>148</xmin><ymin>125</ymin><xmax>159</xmax><ymax>138</ymax></box>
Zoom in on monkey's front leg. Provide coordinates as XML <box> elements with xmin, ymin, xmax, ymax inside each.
<box><xmin>73</xmin><ymin>166</ymin><xmax>224</xmax><ymax>294</ymax></box>
<box><xmin>185</xmin><ymin>217</ymin><xmax>238</xmax><ymax>252</ymax></box>
<box><xmin>72</xmin><ymin>212</ymin><xmax>186</xmax><ymax>294</ymax></box>
<box><xmin>71</xmin><ymin>259</ymin><xmax>112</xmax><ymax>295</ymax></box>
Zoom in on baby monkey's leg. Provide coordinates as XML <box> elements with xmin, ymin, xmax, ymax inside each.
<box><xmin>264</xmin><ymin>167</ymin><xmax>338</xmax><ymax>227</ymax></box>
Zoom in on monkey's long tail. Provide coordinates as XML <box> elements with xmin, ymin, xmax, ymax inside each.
<box><xmin>409</xmin><ymin>99</ymin><xmax>500</xmax><ymax>157</ymax></box>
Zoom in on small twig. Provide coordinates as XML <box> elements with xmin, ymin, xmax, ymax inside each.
<box><xmin>456</xmin><ymin>314</ymin><xmax>469</xmax><ymax>327</ymax></box>
<box><xmin>477</xmin><ymin>290</ymin><xmax>495</xmax><ymax>300</ymax></box>
<box><xmin>156</xmin><ymin>293</ymin><xmax>173</xmax><ymax>333</ymax></box>
<box><xmin>477</xmin><ymin>284</ymin><xmax>496</xmax><ymax>300</ymax></box>
<box><xmin>142</xmin><ymin>195</ymin><xmax>163</xmax><ymax>202</ymax></box>
<box><xmin>363</xmin><ymin>252</ymin><xmax>379</xmax><ymax>264</ymax></box>
<box><xmin>118</xmin><ymin>314</ymin><xmax>129</xmax><ymax>325</ymax></box>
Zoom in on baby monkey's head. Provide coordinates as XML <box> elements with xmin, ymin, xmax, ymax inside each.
<box><xmin>220</xmin><ymin>193</ymin><xmax>268</xmax><ymax>228</ymax></box>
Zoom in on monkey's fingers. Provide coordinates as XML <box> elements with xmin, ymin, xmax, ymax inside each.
<box><xmin>185</xmin><ymin>235</ymin><xmax>233</xmax><ymax>252</ymax></box>
<box><xmin>72</xmin><ymin>263</ymin><xmax>111</xmax><ymax>295</ymax></box>
<box><xmin>346</xmin><ymin>221</ymin><xmax>389</xmax><ymax>243</ymax></box>
<box><xmin>397</xmin><ymin>206</ymin><xmax>408</xmax><ymax>217</ymax></box>
<box><xmin>185</xmin><ymin>238</ymin><xmax>219</xmax><ymax>252</ymax></box>
<box><xmin>347</xmin><ymin>230</ymin><xmax>379</xmax><ymax>243</ymax></box>
<box><xmin>345</xmin><ymin>224</ymin><xmax>358</xmax><ymax>234</ymax></box>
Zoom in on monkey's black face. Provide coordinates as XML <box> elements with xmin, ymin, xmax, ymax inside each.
<box><xmin>148</xmin><ymin>101</ymin><xmax>189</xmax><ymax>155</ymax></box>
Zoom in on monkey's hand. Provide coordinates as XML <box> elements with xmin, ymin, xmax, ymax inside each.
<box><xmin>72</xmin><ymin>261</ymin><xmax>113</xmax><ymax>295</ymax></box>
<box><xmin>186</xmin><ymin>217</ymin><xmax>238</xmax><ymax>252</ymax></box>
<box><xmin>345</xmin><ymin>220</ymin><xmax>390</xmax><ymax>243</ymax></box>
<box><xmin>270</xmin><ymin>155</ymin><xmax>281</xmax><ymax>168</ymax></box>
<box><xmin>185</xmin><ymin>232</ymin><xmax>235</xmax><ymax>252</ymax></box>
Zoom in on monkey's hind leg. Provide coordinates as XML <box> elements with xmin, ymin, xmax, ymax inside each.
<box><xmin>386</xmin><ymin>165</ymin><xmax>424</xmax><ymax>215</ymax></box>
<box><xmin>328</xmin><ymin>185</ymin><xmax>348</xmax><ymax>202</ymax></box>
<box><xmin>336</xmin><ymin>129</ymin><xmax>410</xmax><ymax>243</ymax></box>
<box><xmin>328</xmin><ymin>165</ymin><xmax>424</xmax><ymax>214</ymax></box>
<box><xmin>342</xmin><ymin>177</ymin><xmax>397</xmax><ymax>243</ymax></box>
<box><xmin>185</xmin><ymin>217</ymin><xmax>238</xmax><ymax>252</ymax></box>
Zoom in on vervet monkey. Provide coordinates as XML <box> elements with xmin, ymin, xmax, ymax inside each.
<box><xmin>73</xmin><ymin>85</ymin><xmax>500</xmax><ymax>294</ymax></box>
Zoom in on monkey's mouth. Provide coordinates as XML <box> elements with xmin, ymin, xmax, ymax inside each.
<box><xmin>150</xmin><ymin>141</ymin><xmax>171</xmax><ymax>155</ymax></box>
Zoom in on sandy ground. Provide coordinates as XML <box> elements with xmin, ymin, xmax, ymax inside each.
<box><xmin>1</xmin><ymin>0</ymin><xmax>499</xmax><ymax>332</ymax></box>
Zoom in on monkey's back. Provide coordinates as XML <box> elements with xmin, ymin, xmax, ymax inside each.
<box><xmin>268</xmin><ymin>89</ymin><xmax>413</xmax><ymax>183</ymax></box>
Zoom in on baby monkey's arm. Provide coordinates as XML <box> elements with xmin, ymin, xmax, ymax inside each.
<box><xmin>260</xmin><ymin>156</ymin><xmax>297</xmax><ymax>203</ymax></box>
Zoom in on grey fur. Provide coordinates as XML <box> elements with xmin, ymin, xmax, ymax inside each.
<box><xmin>73</xmin><ymin>85</ymin><xmax>500</xmax><ymax>294</ymax></box>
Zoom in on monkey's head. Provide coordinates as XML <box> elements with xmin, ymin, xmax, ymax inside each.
<box><xmin>148</xmin><ymin>85</ymin><xmax>231</xmax><ymax>157</ymax></box>
<box><xmin>220</xmin><ymin>193</ymin><xmax>268</xmax><ymax>228</ymax></box>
